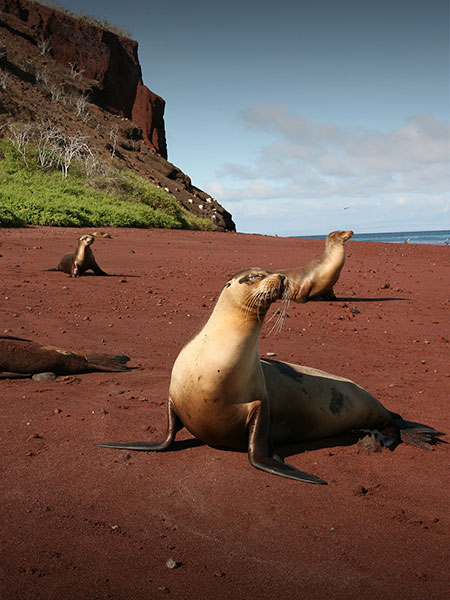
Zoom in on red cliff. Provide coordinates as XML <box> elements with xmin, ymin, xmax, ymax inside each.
<box><xmin>0</xmin><ymin>0</ymin><xmax>167</xmax><ymax>157</ymax></box>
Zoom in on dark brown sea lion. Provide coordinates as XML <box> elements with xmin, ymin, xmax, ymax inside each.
<box><xmin>280</xmin><ymin>229</ymin><xmax>353</xmax><ymax>301</ymax></box>
<box><xmin>46</xmin><ymin>234</ymin><xmax>109</xmax><ymax>277</ymax></box>
<box><xmin>0</xmin><ymin>335</ymin><xmax>131</xmax><ymax>378</ymax></box>
<box><xmin>95</xmin><ymin>268</ymin><xmax>439</xmax><ymax>484</ymax></box>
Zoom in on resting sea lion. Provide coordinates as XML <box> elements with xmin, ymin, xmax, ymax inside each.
<box><xmin>91</xmin><ymin>231</ymin><xmax>112</xmax><ymax>239</ymax></box>
<box><xmin>96</xmin><ymin>268</ymin><xmax>439</xmax><ymax>484</ymax></box>
<box><xmin>280</xmin><ymin>229</ymin><xmax>353</xmax><ymax>301</ymax></box>
<box><xmin>46</xmin><ymin>234</ymin><xmax>109</xmax><ymax>277</ymax></box>
<box><xmin>0</xmin><ymin>335</ymin><xmax>131</xmax><ymax>378</ymax></box>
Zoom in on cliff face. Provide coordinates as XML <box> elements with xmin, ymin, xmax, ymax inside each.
<box><xmin>0</xmin><ymin>0</ymin><xmax>235</xmax><ymax>231</ymax></box>
<box><xmin>0</xmin><ymin>0</ymin><xmax>167</xmax><ymax>156</ymax></box>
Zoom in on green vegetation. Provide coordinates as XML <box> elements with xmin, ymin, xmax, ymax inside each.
<box><xmin>0</xmin><ymin>140</ymin><xmax>213</xmax><ymax>230</ymax></box>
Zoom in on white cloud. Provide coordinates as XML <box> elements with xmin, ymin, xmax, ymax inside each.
<box><xmin>210</xmin><ymin>106</ymin><xmax>450</xmax><ymax>233</ymax></box>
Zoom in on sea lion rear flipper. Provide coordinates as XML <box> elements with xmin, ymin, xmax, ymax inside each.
<box><xmin>247</xmin><ymin>401</ymin><xmax>327</xmax><ymax>485</ymax></box>
<box><xmin>399</xmin><ymin>427</ymin><xmax>442</xmax><ymax>451</ymax></box>
<box><xmin>86</xmin><ymin>353</ymin><xmax>130</xmax><ymax>365</ymax></box>
<box><xmin>95</xmin><ymin>397</ymin><xmax>184</xmax><ymax>451</ymax></box>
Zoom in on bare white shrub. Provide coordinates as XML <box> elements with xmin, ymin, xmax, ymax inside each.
<box><xmin>68</xmin><ymin>62</ymin><xmax>85</xmax><ymax>80</ymax></box>
<box><xmin>75</xmin><ymin>94</ymin><xmax>91</xmax><ymax>123</ymax></box>
<box><xmin>0</xmin><ymin>48</ymin><xmax>7</xmax><ymax>60</ymax></box>
<box><xmin>7</xmin><ymin>122</ymin><xmax>34</xmax><ymax>166</ymax></box>
<box><xmin>37</xmin><ymin>39</ymin><xmax>52</xmax><ymax>56</ymax></box>
<box><xmin>0</xmin><ymin>67</ymin><xmax>10</xmax><ymax>90</ymax></box>
<box><xmin>54</xmin><ymin>132</ymin><xmax>92</xmax><ymax>179</ymax></box>
<box><xmin>84</xmin><ymin>154</ymin><xmax>107</xmax><ymax>177</ymax></box>
<box><xmin>109</xmin><ymin>125</ymin><xmax>119</xmax><ymax>158</ymax></box>
<box><xmin>49</xmin><ymin>83</ymin><xmax>65</xmax><ymax>103</ymax></box>
<box><xmin>36</xmin><ymin>121</ymin><xmax>61</xmax><ymax>170</ymax></box>
<box><xmin>35</xmin><ymin>68</ymin><xmax>51</xmax><ymax>87</ymax></box>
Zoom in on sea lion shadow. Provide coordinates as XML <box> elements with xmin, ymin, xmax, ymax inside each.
<box><xmin>80</xmin><ymin>273</ymin><xmax>141</xmax><ymax>278</ymax></box>
<box><xmin>278</xmin><ymin>423</ymin><xmax>446</xmax><ymax>458</ymax></box>
<box><xmin>166</xmin><ymin>438</ymin><xmax>205</xmax><ymax>452</ymax></box>
<box><xmin>278</xmin><ymin>432</ymin><xmax>361</xmax><ymax>458</ymax></box>
<box><xmin>336</xmin><ymin>297</ymin><xmax>409</xmax><ymax>302</ymax></box>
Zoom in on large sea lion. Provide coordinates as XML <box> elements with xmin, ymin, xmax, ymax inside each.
<box><xmin>96</xmin><ymin>268</ymin><xmax>439</xmax><ymax>484</ymax></box>
<box><xmin>0</xmin><ymin>335</ymin><xmax>131</xmax><ymax>378</ymax></box>
<box><xmin>280</xmin><ymin>230</ymin><xmax>353</xmax><ymax>301</ymax></box>
<box><xmin>46</xmin><ymin>234</ymin><xmax>109</xmax><ymax>277</ymax></box>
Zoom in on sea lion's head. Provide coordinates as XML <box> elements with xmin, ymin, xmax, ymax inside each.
<box><xmin>327</xmin><ymin>230</ymin><xmax>354</xmax><ymax>244</ymax></box>
<box><xmin>78</xmin><ymin>234</ymin><xmax>95</xmax><ymax>246</ymax></box>
<box><xmin>223</xmin><ymin>268</ymin><xmax>288</xmax><ymax>318</ymax></box>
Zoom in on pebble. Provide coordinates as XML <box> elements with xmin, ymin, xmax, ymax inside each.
<box><xmin>266</xmin><ymin>352</ymin><xmax>277</xmax><ymax>357</ymax></box>
<box><xmin>32</xmin><ymin>372</ymin><xmax>57</xmax><ymax>382</ymax></box>
<box><xmin>166</xmin><ymin>558</ymin><xmax>181</xmax><ymax>569</ymax></box>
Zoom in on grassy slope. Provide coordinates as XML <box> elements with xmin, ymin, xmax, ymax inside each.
<box><xmin>0</xmin><ymin>140</ymin><xmax>213</xmax><ymax>230</ymax></box>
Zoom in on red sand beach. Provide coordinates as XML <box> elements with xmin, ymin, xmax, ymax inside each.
<box><xmin>1</xmin><ymin>226</ymin><xmax>449</xmax><ymax>600</ymax></box>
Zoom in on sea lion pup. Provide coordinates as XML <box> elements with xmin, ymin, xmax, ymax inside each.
<box><xmin>279</xmin><ymin>229</ymin><xmax>353</xmax><ymax>302</ymax></box>
<box><xmin>0</xmin><ymin>335</ymin><xmax>131</xmax><ymax>378</ymax></box>
<box><xmin>46</xmin><ymin>234</ymin><xmax>109</xmax><ymax>277</ymax></box>
<box><xmin>95</xmin><ymin>268</ymin><xmax>439</xmax><ymax>484</ymax></box>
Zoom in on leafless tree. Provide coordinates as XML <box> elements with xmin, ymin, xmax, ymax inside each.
<box><xmin>109</xmin><ymin>125</ymin><xmax>119</xmax><ymax>158</ymax></box>
<box><xmin>37</xmin><ymin>39</ymin><xmax>52</xmax><ymax>56</ymax></box>
<box><xmin>49</xmin><ymin>83</ymin><xmax>65</xmax><ymax>103</ymax></box>
<box><xmin>75</xmin><ymin>94</ymin><xmax>91</xmax><ymax>123</ymax></box>
<box><xmin>35</xmin><ymin>68</ymin><xmax>51</xmax><ymax>88</ymax></box>
<box><xmin>68</xmin><ymin>62</ymin><xmax>85</xmax><ymax>80</ymax></box>
<box><xmin>0</xmin><ymin>67</ymin><xmax>10</xmax><ymax>90</ymax></box>
<box><xmin>55</xmin><ymin>131</ymin><xmax>92</xmax><ymax>179</ymax></box>
<box><xmin>36</xmin><ymin>121</ymin><xmax>61</xmax><ymax>170</ymax></box>
<box><xmin>7</xmin><ymin>122</ymin><xmax>33</xmax><ymax>166</ymax></box>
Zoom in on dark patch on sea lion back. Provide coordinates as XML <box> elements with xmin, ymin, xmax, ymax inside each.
<box><xmin>329</xmin><ymin>388</ymin><xmax>345</xmax><ymax>415</ymax></box>
<box><xmin>262</xmin><ymin>358</ymin><xmax>304</xmax><ymax>384</ymax></box>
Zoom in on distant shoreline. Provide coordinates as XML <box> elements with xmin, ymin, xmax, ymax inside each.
<box><xmin>291</xmin><ymin>229</ymin><xmax>450</xmax><ymax>245</ymax></box>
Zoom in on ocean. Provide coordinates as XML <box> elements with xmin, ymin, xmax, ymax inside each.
<box><xmin>294</xmin><ymin>230</ymin><xmax>450</xmax><ymax>246</ymax></box>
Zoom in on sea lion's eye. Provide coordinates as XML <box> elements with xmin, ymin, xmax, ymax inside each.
<box><xmin>238</xmin><ymin>273</ymin><xmax>265</xmax><ymax>284</ymax></box>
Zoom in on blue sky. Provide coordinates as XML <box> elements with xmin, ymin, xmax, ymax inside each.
<box><xmin>60</xmin><ymin>0</ymin><xmax>449</xmax><ymax>235</ymax></box>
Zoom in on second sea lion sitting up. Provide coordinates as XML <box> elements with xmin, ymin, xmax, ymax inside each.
<box><xmin>49</xmin><ymin>234</ymin><xmax>109</xmax><ymax>277</ymax></box>
<box><xmin>279</xmin><ymin>229</ymin><xmax>353</xmax><ymax>302</ymax></box>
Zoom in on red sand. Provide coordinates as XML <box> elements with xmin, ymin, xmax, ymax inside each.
<box><xmin>1</xmin><ymin>226</ymin><xmax>449</xmax><ymax>600</ymax></box>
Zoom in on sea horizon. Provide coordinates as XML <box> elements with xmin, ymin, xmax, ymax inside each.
<box><xmin>292</xmin><ymin>229</ymin><xmax>450</xmax><ymax>245</ymax></box>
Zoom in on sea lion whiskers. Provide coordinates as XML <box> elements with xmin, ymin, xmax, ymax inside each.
<box><xmin>244</xmin><ymin>279</ymin><xmax>285</xmax><ymax>322</ymax></box>
<box><xmin>245</xmin><ymin>289</ymin><xmax>270</xmax><ymax>322</ymax></box>
<box><xmin>267</xmin><ymin>295</ymin><xmax>290</xmax><ymax>336</ymax></box>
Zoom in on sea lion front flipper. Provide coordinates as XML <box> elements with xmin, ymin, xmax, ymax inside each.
<box><xmin>247</xmin><ymin>401</ymin><xmax>327</xmax><ymax>485</ymax></box>
<box><xmin>94</xmin><ymin>397</ymin><xmax>184</xmax><ymax>451</ymax></box>
<box><xmin>319</xmin><ymin>288</ymin><xmax>337</xmax><ymax>300</ymax></box>
<box><xmin>0</xmin><ymin>372</ymin><xmax>32</xmax><ymax>379</ymax></box>
<box><xmin>296</xmin><ymin>281</ymin><xmax>313</xmax><ymax>303</ymax></box>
